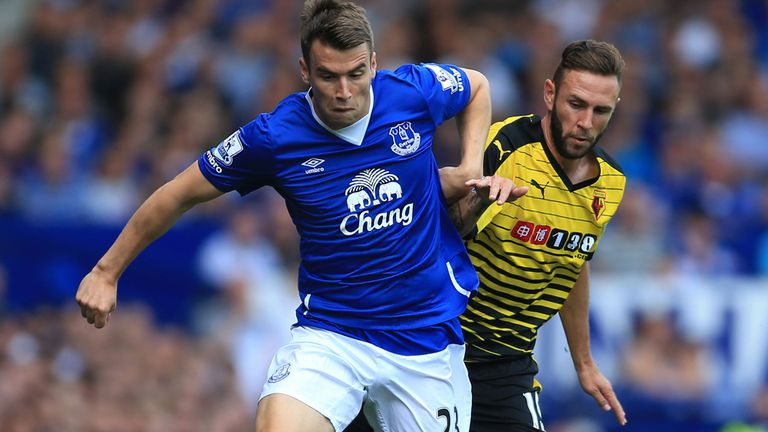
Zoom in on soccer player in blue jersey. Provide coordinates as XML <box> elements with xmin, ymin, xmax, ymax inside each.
<box><xmin>75</xmin><ymin>0</ymin><xmax>495</xmax><ymax>430</ymax></box>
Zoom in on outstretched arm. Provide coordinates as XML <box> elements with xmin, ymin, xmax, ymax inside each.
<box><xmin>445</xmin><ymin>175</ymin><xmax>527</xmax><ymax>238</ymax></box>
<box><xmin>440</xmin><ymin>68</ymin><xmax>491</xmax><ymax>204</ymax></box>
<box><xmin>560</xmin><ymin>264</ymin><xmax>627</xmax><ymax>426</ymax></box>
<box><xmin>76</xmin><ymin>162</ymin><xmax>224</xmax><ymax>328</ymax></box>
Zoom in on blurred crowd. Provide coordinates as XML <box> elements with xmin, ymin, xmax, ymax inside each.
<box><xmin>0</xmin><ymin>0</ymin><xmax>766</xmax><ymax>275</ymax></box>
<box><xmin>1</xmin><ymin>0</ymin><xmax>768</xmax><ymax>430</ymax></box>
<box><xmin>0</xmin><ymin>306</ymin><xmax>253</xmax><ymax>432</ymax></box>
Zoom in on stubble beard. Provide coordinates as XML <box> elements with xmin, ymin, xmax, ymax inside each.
<box><xmin>550</xmin><ymin>103</ymin><xmax>602</xmax><ymax>160</ymax></box>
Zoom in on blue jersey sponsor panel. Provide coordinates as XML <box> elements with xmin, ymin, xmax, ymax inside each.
<box><xmin>197</xmin><ymin>64</ymin><xmax>478</xmax><ymax>344</ymax></box>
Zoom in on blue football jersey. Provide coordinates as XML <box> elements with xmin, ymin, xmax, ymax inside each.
<box><xmin>198</xmin><ymin>63</ymin><xmax>479</xmax><ymax>337</ymax></box>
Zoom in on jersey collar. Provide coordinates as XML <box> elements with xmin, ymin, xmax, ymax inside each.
<box><xmin>305</xmin><ymin>86</ymin><xmax>374</xmax><ymax>146</ymax></box>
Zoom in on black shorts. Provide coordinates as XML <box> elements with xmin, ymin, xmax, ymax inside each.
<box><xmin>467</xmin><ymin>356</ymin><xmax>545</xmax><ymax>432</ymax></box>
<box><xmin>345</xmin><ymin>412</ymin><xmax>373</xmax><ymax>432</ymax></box>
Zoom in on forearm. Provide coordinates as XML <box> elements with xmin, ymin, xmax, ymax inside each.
<box><xmin>455</xmin><ymin>76</ymin><xmax>490</xmax><ymax>175</ymax></box>
<box><xmin>94</xmin><ymin>164</ymin><xmax>222</xmax><ymax>281</ymax></box>
<box><xmin>560</xmin><ymin>265</ymin><xmax>594</xmax><ymax>371</ymax></box>
<box><xmin>443</xmin><ymin>69</ymin><xmax>491</xmax><ymax>202</ymax></box>
<box><xmin>447</xmin><ymin>187</ymin><xmax>489</xmax><ymax>238</ymax></box>
<box><xmin>94</xmin><ymin>187</ymin><xmax>189</xmax><ymax>280</ymax></box>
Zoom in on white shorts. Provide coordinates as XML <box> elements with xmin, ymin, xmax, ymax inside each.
<box><xmin>260</xmin><ymin>326</ymin><xmax>471</xmax><ymax>431</ymax></box>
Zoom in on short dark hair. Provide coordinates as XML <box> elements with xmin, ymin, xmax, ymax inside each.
<box><xmin>300</xmin><ymin>0</ymin><xmax>374</xmax><ymax>64</ymax></box>
<box><xmin>552</xmin><ymin>40</ymin><xmax>625</xmax><ymax>86</ymax></box>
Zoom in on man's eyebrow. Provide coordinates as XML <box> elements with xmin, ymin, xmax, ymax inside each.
<box><xmin>315</xmin><ymin>62</ymin><xmax>367</xmax><ymax>75</ymax></box>
<box><xmin>567</xmin><ymin>94</ymin><xmax>613</xmax><ymax>110</ymax></box>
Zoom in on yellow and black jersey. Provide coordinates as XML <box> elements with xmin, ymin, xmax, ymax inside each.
<box><xmin>461</xmin><ymin>114</ymin><xmax>626</xmax><ymax>361</ymax></box>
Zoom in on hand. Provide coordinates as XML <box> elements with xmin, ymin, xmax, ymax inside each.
<box><xmin>75</xmin><ymin>270</ymin><xmax>117</xmax><ymax>329</ymax></box>
<box><xmin>465</xmin><ymin>175</ymin><xmax>528</xmax><ymax>206</ymax></box>
<box><xmin>576</xmin><ymin>364</ymin><xmax>627</xmax><ymax>426</ymax></box>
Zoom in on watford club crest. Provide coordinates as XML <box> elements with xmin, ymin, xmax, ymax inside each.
<box><xmin>591</xmin><ymin>190</ymin><xmax>607</xmax><ymax>220</ymax></box>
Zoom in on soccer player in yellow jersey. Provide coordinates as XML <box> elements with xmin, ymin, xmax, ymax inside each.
<box><xmin>345</xmin><ymin>39</ymin><xmax>627</xmax><ymax>432</ymax></box>
<box><xmin>450</xmin><ymin>40</ymin><xmax>629</xmax><ymax>431</ymax></box>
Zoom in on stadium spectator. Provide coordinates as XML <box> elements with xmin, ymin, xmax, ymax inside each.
<box><xmin>618</xmin><ymin>309</ymin><xmax>716</xmax><ymax>426</ymax></box>
<box><xmin>621</xmin><ymin>310</ymin><xmax>714</xmax><ymax>399</ymax></box>
<box><xmin>196</xmin><ymin>203</ymin><xmax>294</xmax><ymax>410</ymax></box>
<box><xmin>590</xmin><ymin>185</ymin><xmax>668</xmax><ymax>275</ymax></box>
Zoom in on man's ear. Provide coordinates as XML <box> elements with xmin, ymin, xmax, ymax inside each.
<box><xmin>371</xmin><ymin>52</ymin><xmax>377</xmax><ymax>77</ymax></box>
<box><xmin>543</xmin><ymin>79</ymin><xmax>555</xmax><ymax>110</ymax></box>
<box><xmin>299</xmin><ymin>57</ymin><xmax>310</xmax><ymax>84</ymax></box>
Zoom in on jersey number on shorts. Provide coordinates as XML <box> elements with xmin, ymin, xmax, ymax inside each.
<box><xmin>437</xmin><ymin>407</ymin><xmax>459</xmax><ymax>432</ymax></box>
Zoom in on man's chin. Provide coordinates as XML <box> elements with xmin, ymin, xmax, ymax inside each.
<box><xmin>329</xmin><ymin>113</ymin><xmax>359</xmax><ymax>128</ymax></box>
<box><xmin>561</xmin><ymin>145</ymin><xmax>591</xmax><ymax>159</ymax></box>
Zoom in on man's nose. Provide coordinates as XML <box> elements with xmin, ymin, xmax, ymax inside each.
<box><xmin>576</xmin><ymin>109</ymin><xmax>593</xmax><ymax>130</ymax></box>
<box><xmin>336</xmin><ymin>77</ymin><xmax>352</xmax><ymax>100</ymax></box>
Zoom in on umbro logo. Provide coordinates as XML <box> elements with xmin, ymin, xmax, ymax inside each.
<box><xmin>302</xmin><ymin>158</ymin><xmax>324</xmax><ymax>168</ymax></box>
<box><xmin>302</xmin><ymin>158</ymin><xmax>325</xmax><ymax>174</ymax></box>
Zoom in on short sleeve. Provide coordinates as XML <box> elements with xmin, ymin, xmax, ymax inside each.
<box><xmin>393</xmin><ymin>63</ymin><xmax>471</xmax><ymax>126</ymax></box>
<box><xmin>197</xmin><ymin>114</ymin><xmax>274</xmax><ymax>195</ymax></box>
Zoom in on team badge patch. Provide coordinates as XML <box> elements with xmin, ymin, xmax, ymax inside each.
<box><xmin>389</xmin><ymin>122</ymin><xmax>421</xmax><ymax>156</ymax></box>
<box><xmin>591</xmin><ymin>190</ymin><xmax>607</xmax><ymax>220</ymax></box>
<box><xmin>213</xmin><ymin>131</ymin><xmax>244</xmax><ymax>166</ymax></box>
<box><xmin>424</xmin><ymin>63</ymin><xmax>464</xmax><ymax>93</ymax></box>
<box><xmin>267</xmin><ymin>363</ymin><xmax>291</xmax><ymax>383</ymax></box>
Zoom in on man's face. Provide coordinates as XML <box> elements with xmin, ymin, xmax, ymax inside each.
<box><xmin>545</xmin><ymin>70</ymin><xmax>620</xmax><ymax>159</ymax></box>
<box><xmin>300</xmin><ymin>40</ymin><xmax>376</xmax><ymax>130</ymax></box>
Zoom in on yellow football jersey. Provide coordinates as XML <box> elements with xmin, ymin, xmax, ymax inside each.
<box><xmin>462</xmin><ymin>114</ymin><xmax>626</xmax><ymax>361</ymax></box>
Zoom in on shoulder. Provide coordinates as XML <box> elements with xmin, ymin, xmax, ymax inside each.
<box><xmin>489</xmin><ymin>114</ymin><xmax>543</xmax><ymax>153</ymax></box>
<box><xmin>593</xmin><ymin>146</ymin><xmax>625</xmax><ymax>176</ymax></box>
<box><xmin>373</xmin><ymin>67</ymin><xmax>419</xmax><ymax>91</ymax></box>
<box><xmin>593</xmin><ymin>146</ymin><xmax>627</xmax><ymax>191</ymax></box>
<box><xmin>383</xmin><ymin>63</ymin><xmax>466</xmax><ymax>91</ymax></box>
<box><xmin>268</xmin><ymin>92</ymin><xmax>309</xmax><ymax>121</ymax></box>
<box><xmin>241</xmin><ymin>92</ymin><xmax>309</xmax><ymax>141</ymax></box>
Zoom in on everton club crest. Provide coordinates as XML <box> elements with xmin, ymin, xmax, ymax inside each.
<box><xmin>389</xmin><ymin>122</ymin><xmax>421</xmax><ymax>156</ymax></box>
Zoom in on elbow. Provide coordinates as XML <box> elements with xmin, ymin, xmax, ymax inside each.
<box><xmin>465</xmin><ymin>69</ymin><xmax>490</xmax><ymax>102</ymax></box>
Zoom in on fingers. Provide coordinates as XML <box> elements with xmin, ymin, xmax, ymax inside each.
<box><xmin>593</xmin><ymin>386</ymin><xmax>627</xmax><ymax>426</ymax></box>
<box><xmin>76</xmin><ymin>296</ymin><xmax>114</xmax><ymax>329</ymax></box>
<box><xmin>487</xmin><ymin>178</ymin><xmax>502</xmax><ymax>203</ymax></box>
<box><xmin>75</xmin><ymin>272</ymin><xmax>118</xmax><ymax>329</ymax></box>
<box><xmin>607</xmin><ymin>393</ymin><xmax>627</xmax><ymax>426</ymax></box>
<box><xmin>464</xmin><ymin>176</ymin><xmax>491</xmax><ymax>189</ymax></box>
<box><xmin>510</xmin><ymin>186</ymin><xmax>528</xmax><ymax>201</ymax></box>
<box><xmin>94</xmin><ymin>312</ymin><xmax>109</xmax><ymax>329</ymax></box>
<box><xmin>80</xmin><ymin>305</ymin><xmax>110</xmax><ymax>328</ymax></box>
<box><xmin>465</xmin><ymin>175</ymin><xmax>527</xmax><ymax>205</ymax></box>
<box><xmin>488</xmin><ymin>181</ymin><xmax>528</xmax><ymax>205</ymax></box>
